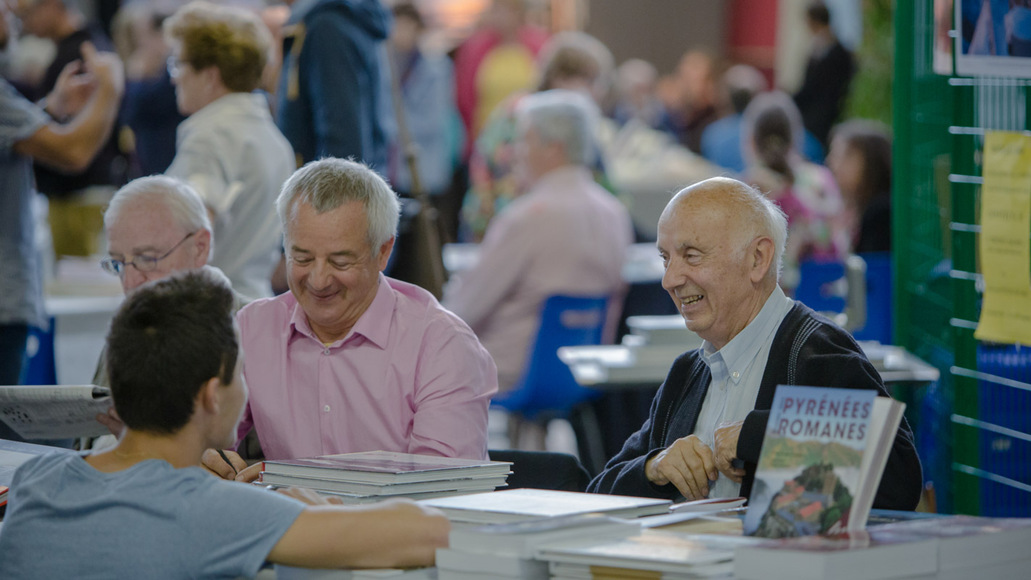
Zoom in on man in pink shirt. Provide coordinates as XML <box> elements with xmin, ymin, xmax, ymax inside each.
<box><xmin>443</xmin><ymin>89</ymin><xmax>633</xmax><ymax>391</ymax></box>
<box><xmin>205</xmin><ymin>158</ymin><xmax>497</xmax><ymax>480</ymax></box>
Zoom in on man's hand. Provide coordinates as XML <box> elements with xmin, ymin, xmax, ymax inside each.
<box><xmin>79</xmin><ymin>42</ymin><xmax>125</xmax><ymax>99</ymax></box>
<box><xmin>96</xmin><ymin>406</ymin><xmax>125</xmax><ymax>437</ymax></box>
<box><xmin>235</xmin><ymin>462</ymin><xmax>262</xmax><ymax>484</ymax></box>
<box><xmin>644</xmin><ymin>435</ymin><xmax>717</xmax><ymax>500</ymax></box>
<box><xmin>201</xmin><ymin>448</ymin><xmax>248</xmax><ymax>480</ymax></box>
<box><xmin>47</xmin><ymin>60</ymin><xmax>95</xmax><ymax>119</ymax></box>
<box><xmin>713</xmin><ymin>421</ymin><xmax>746</xmax><ymax>483</ymax></box>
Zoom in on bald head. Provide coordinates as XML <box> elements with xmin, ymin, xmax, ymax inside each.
<box><xmin>657</xmin><ymin>177</ymin><xmax>787</xmax><ymax>349</ymax></box>
<box><xmin>662</xmin><ymin>177</ymin><xmax>787</xmax><ymax>282</ymax></box>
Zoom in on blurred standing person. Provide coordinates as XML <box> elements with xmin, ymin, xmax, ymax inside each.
<box><xmin>793</xmin><ymin>1</ymin><xmax>855</xmax><ymax>148</ymax></box>
<box><xmin>453</xmin><ymin>0</ymin><xmax>548</xmax><ymax>154</ymax></box>
<box><xmin>276</xmin><ymin>0</ymin><xmax>391</xmax><ymax>171</ymax></box>
<box><xmin>111</xmin><ymin>2</ymin><xmax>184</xmax><ymax>176</ymax></box>
<box><xmin>0</xmin><ymin>32</ymin><xmax>123</xmax><ymax>436</ymax></box>
<box><xmin>741</xmin><ymin>91</ymin><xmax>849</xmax><ymax>292</ymax></box>
<box><xmin>387</xmin><ymin>2</ymin><xmax>462</xmax><ymax>239</ymax></box>
<box><xmin>827</xmin><ymin>120</ymin><xmax>892</xmax><ymax>253</ymax></box>
<box><xmin>13</xmin><ymin>0</ymin><xmax>130</xmax><ymax>258</ymax></box>
<box><xmin>669</xmin><ymin>50</ymin><xmax>719</xmax><ymax>154</ymax></box>
<box><xmin>461</xmin><ymin>31</ymin><xmax>613</xmax><ymax>241</ymax></box>
<box><xmin>700</xmin><ymin>63</ymin><xmax>766</xmax><ymax>173</ymax></box>
<box><xmin>164</xmin><ymin>1</ymin><xmax>295</xmax><ymax>300</ymax></box>
<box><xmin>610</xmin><ymin>58</ymin><xmax>675</xmax><ymax>136</ymax></box>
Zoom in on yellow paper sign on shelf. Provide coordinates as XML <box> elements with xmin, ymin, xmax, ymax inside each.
<box><xmin>975</xmin><ymin>131</ymin><xmax>1031</xmax><ymax>345</ymax></box>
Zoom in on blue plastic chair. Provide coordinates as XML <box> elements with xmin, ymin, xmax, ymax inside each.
<box><xmin>853</xmin><ymin>252</ymin><xmax>892</xmax><ymax>343</ymax></box>
<box><xmin>491</xmin><ymin>295</ymin><xmax>610</xmax><ymax>474</ymax></box>
<box><xmin>795</xmin><ymin>259</ymin><xmax>847</xmax><ymax>315</ymax></box>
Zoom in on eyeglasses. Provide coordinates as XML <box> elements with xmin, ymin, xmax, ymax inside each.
<box><xmin>100</xmin><ymin>231</ymin><xmax>197</xmax><ymax>277</ymax></box>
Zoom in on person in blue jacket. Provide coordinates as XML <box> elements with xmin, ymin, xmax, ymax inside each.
<box><xmin>276</xmin><ymin>0</ymin><xmax>392</xmax><ymax>172</ymax></box>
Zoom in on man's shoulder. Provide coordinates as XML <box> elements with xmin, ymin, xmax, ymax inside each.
<box><xmin>774</xmin><ymin>302</ymin><xmax>875</xmax><ymax>376</ymax></box>
<box><xmin>387</xmin><ymin>277</ymin><xmax>481</xmax><ymax>341</ymax></box>
<box><xmin>238</xmin><ymin>293</ymin><xmax>296</xmax><ymax>327</ymax></box>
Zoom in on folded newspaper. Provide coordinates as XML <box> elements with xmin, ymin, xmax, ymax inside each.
<box><xmin>0</xmin><ymin>385</ymin><xmax>111</xmax><ymax>439</ymax></box>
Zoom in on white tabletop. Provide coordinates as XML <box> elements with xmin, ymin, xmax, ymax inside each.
<box><xmin>559</xmin><ymin>339</ymin><xmax>941</xmax><ymax>390</ymax></box>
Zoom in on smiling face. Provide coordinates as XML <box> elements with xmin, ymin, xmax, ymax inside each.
<box><xmin>657</xmin><ymin>187</ymin><xmax>774</xmax><ymax>350</ymax></box>
<box><xmin>285</xmin><ymin>200</ymin><xmax>393</xmax><ymax>343</ymax></box>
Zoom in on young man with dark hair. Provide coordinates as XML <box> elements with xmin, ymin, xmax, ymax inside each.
<box><xmin>0</xmin><ymin>269</ymin><xmax>449</xmax><ymax>578</ymax></box>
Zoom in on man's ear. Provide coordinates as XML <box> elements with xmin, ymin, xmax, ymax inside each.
<box><xmin>197</xmin><ymin>376</ymin><xmax>222</xmax><ymax>415</ymax></box>
<box><xmin>376</xmin><ymin>236</ymin><xmax>395</xmax><ymax>272</ymax></box>
<box><xmin>749</xmin><ymin>236</ymin><xmax>775</xmax><ymax>284</ymax></box>
<box><xmin>192</xmin><ymin>228</ymin><xmax>212</xmax><ymax>267</ymax></box>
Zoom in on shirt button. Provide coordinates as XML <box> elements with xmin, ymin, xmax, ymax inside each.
<box><xmin>731</xmin><ymin>371</ymin><xmax>740</xmax><ymax>380</ymax></box>
<box><xmin>323</xmin><ymin>348</ymin><xmax>330</xmax><ymax>355</ymax></box>
<box><xmin>323</xmin><ymin>405</ymin><xmax>331</xmax><ymax>412</ymax></box>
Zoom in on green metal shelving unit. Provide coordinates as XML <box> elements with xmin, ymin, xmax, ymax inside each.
<box><xmin>895</xmin><ymin>1</ymin><xmax>1031</xmax><ymax>515</ymax></box>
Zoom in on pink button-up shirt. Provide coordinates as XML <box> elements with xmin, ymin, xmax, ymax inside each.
<box><xmin>236</xmin><ymin>275</ymin><xmax>497</xmax><ymax>460</ymax></box>
<box><xmin>443</xmin><ymin>166</ymin><xmax>634</xmax><ymax>388</ymax></box>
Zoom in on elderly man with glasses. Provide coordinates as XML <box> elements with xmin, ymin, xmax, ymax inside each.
<box><xmin>93</xmin><ymin>175</ymin><xmax>240</xmax><ymax>436</ymax></box>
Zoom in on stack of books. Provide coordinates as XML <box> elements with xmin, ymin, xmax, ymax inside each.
<box><xmin>259</xmin><ymin>451</ymin><xmax>512</xmax><ymax>503</ymax></box>
<box><xmin>537</xmin><ymin>530</ymin><xmax>745</xmax><ymax>579</ymax></box>
<box><xmin>420</xmin><ymin>489</ymin><xmax>669</xmax><ymax>580</ymax></box>
<box><xmin>734</xmin><ymin>515</ymin><xmax>1031</xmax><ymax>580</ymax></box>
<box><xmin>416</xmin><ymin>488</ymin><xmax>671</xmax><ymax>524</ymax></box>
<box><xmin>436</xmin><ymin>514</ymin><xmax>640</xmax><ymax>580</ymax></box>
<box><xmin>275</xmin><ymin>565</ymin><xmax>437</xmax><ymax>579</ymax></box>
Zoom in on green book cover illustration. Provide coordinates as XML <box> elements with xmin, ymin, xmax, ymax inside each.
<box><xmin>744</xmin><ymin>386</ymin><xmax>877</xmax><ymax>538</ymax></box>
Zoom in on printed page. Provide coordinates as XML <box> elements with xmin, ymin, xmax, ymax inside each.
<box><xmin>0</xmin><ymin>385</ymin><xmax>111</xmax><ymax>439</ymax></box>
<box><xmin>975</xmin><ymin>131</ymin><xmax>1031</xmax><ymax>344</ymax></box>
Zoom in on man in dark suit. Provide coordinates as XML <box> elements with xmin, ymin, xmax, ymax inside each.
<box><xmin>793</xmin><ymin>2</ymin><xmax>855</xmax><ymax>148</ymax></box>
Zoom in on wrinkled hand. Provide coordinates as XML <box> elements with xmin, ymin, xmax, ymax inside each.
<box><xmin>47</xmin><ymin>59</ymin><xmax>95</xmax><ymax>119</ymax></box>
<box><xmin>644</xmin><ymin>435</ymin><xmax>717</xmax><ymax>500</ymax></box>
<box><xmin>96</xmin><ymin>406</ymin><xmax>125</xmax><ymax>438</ymax></box>
<box><xmin>275</xmin><ymin>486</ymin><xmax>345</xmax><ymax>505</ymax></box>
<box><xmin>713</xmin><ymin>421</ymin><xmax>745</xmax><ymax>483</ymax></box>
<box><xmin>201</xmin><ymin>448</ymin><xmax>247</xmax><ymax>480</ymax></box>
<box><xmin>79</xmin><ymin>42</ymin><xmax>125</xmax><ymax>98</ymax></box>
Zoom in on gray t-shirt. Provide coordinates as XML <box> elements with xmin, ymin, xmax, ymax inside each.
<box><xmin>0</xmin><ymin>451</ymin><xmax>305</xmax><ymax>579</ymax></box>
<box><xmin>0</xmin><ymin>79</ymin><xmax>47</xmax><ymax>328</ymax></box>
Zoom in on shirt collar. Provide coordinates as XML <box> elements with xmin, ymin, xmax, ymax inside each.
<box><xmin>701</xmin><ymin>286</ymin><xmax>792</xmax><ymax>385</ymax></box>
<box><xmin>288</xmin><ymin>274</ymin><xmax>395</xmax><ymax>349</ymax></box>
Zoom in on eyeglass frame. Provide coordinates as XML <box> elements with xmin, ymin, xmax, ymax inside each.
<box><xmin>100</xmin><ymin>231</ymin><xmax>198</xmax><ymax>277</ymax></box>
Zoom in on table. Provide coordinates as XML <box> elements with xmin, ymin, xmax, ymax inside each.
<box><xmin>558</xmin><ymin>316</ymin><xmax>941</xmax><ymax>390</ymax></box>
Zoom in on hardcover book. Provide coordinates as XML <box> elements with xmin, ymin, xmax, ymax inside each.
<box><xmin>743</xmin><ymin>386</ymin><xmax>904</xmax><ymax>537</ymax></box>
<box><xmin>733</xmin><ymin>529</ymin><xmax>938</xmax><ymax>580</ymax></box>
<box><xmin>261</xmin><ymin>451</ymin><xmax>512</xmax><ymax>484</ymax></box>
<box><xmin>417</xmin><ymin>488</ymin><xmax>670</xmax><ymax>524</ymax></box>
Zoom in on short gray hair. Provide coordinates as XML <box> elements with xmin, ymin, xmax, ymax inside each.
<box><xmin>276</xmin><ymin>158</ymin><xmax>400</xmax><ymax>250</ymax></box>
<box><xmin>104</xmin><ymin>175</ymin><xmax>214</xmax><ymax>259</ymax></box>
<box><xmin>516</xmin><ymin>89</ymin><xmax>599</xmax><ymax>166</ymax></box>
<box><xmin>676</xmin><ymin>177</ymin><xmax>788</xmax><ymax>281</ymax></box>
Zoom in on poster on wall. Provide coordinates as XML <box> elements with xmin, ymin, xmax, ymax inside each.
<box><xmin>974</xmin><ymin>131</ymin><xmax>1031</xmax><ymax>345</ymax></box>
<box><xmin>956</xmin><ymin>0</ymin><xmax>1031</xmax><ymax>77</ymax></box>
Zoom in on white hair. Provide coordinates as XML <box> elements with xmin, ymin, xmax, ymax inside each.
<box><xmin>104</xmin><ymin>175</ymin><xmax>214</xmax><ymax>259</ymax></box>
<box><xmin>276</xmin><ymin>158</ymin><xmax>400</xmax><ymax>250</ymax></box>
<box><xmin>516</xmin><ymin>89</ymin><xmax>600</xmax><ymax>166</ymax></box>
